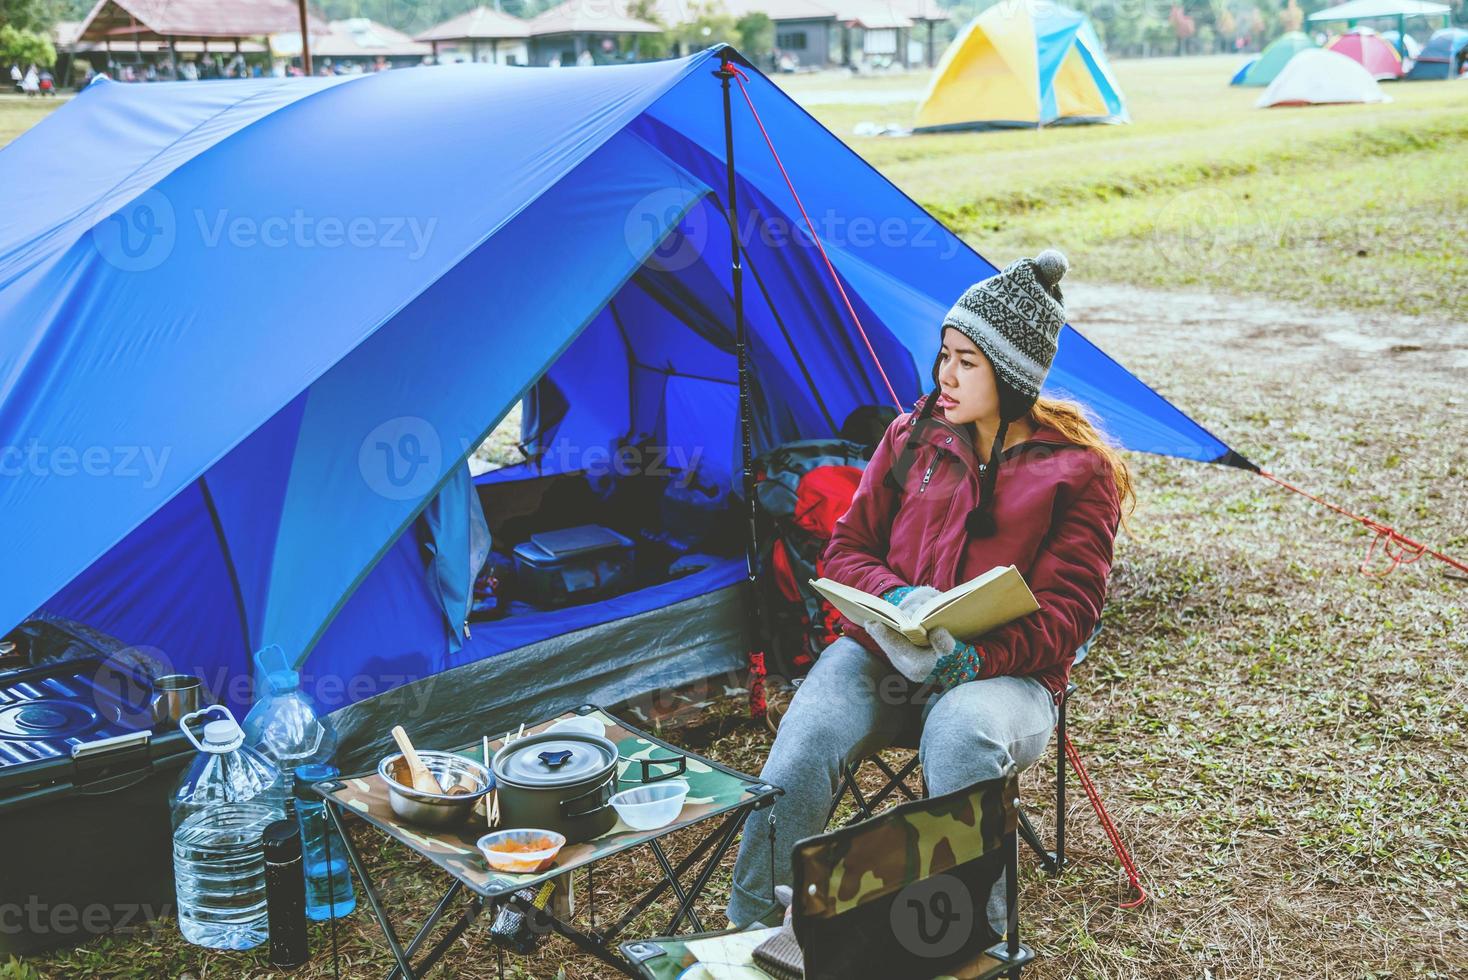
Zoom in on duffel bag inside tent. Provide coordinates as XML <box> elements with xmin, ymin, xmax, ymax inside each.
<box><xmin>1405</xmin><ymin>26</ymin><xmax>1468</xmax><ymax>78</ymax></box>
<box><xmin>1257</xmin><ymin>47</ymin><xmax>1393</xmax><ymax>106</ymax></box>
<box><xmin>1234</xmin><ymin>30</ymin><xmax>1316</xmax><ymax>86</ymax></box>
<box><xmin>0</xmin><ymin>47</ymin><xmax>1246</xmax><ymax>767</ymax></box>
<box><xmin>915</xmin><ymin>0</ymin><xmax>1128</xmax><ymax>131</ymax></box>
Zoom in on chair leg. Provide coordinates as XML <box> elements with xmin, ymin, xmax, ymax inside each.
<box><xmin>1055</xmin><ymin>690</ymin><xmax>1067</xmax><ymax>873</ymax></box>
<box><xmin>1017</xmin><ymin>810</ymin><xmax>1058</xmax><ymax>874</ymax></box>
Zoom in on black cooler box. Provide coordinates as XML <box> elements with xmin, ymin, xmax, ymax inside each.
<box><xmin>0</xmin><ymin>657</ymin><xmax>194</xmax><ymax>955</ymax></box>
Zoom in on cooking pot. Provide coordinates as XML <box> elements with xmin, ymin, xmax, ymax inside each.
<box><xmin>491</xmin><ymin>731</ymin><xmax>620</xmax><ymax>843</ymax></box>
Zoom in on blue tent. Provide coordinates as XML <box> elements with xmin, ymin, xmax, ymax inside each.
<box><xmin>1406</xmin><ymin>27</ymin><xmax>1468</xmax><ymax>79</ymax></box>
<box><xmin>1230</xmin><ymin>58</ymin><xmax>1258</xmax><ymax>85</ymax></box>
<box><xmin>0</xmin><ymin>47</ymin><xmax>1248</xmax><ymax>763</ymax></box>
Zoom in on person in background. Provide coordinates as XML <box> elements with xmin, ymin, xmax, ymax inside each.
<box><xmin>10</xmin><ymin>64</ymin><xmax>22</xmax><ymax>92</ymax></box>
<box><xmin>21</xmin><ymin>65</ymin><xmax>39</xmax><ymax>96</ymax></box>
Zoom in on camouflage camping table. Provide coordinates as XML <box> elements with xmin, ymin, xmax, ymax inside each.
<box><xmin>314</xmin><ymin>704</ymin><xmax>779</xmax><ymax>978</ymax></box>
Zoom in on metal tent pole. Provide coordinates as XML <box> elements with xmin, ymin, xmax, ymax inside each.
<box><xmin>715</xmin><ymin>54</ymin><xmax>768</xmax><ymax>718</ymax></box>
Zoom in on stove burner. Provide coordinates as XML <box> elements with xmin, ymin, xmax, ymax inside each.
<box><xmin>0</xmin><ymin>699</ymin><xmax>101</xmax><ymax>740</ymax></box>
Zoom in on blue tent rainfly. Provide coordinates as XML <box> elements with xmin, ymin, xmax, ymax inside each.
<box><xmin>0</xmin><ymin>47</ymin><xmax>1250</xmax><ymax>752</ymax></box>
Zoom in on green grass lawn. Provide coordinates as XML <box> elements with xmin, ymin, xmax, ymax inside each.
<box><xmin>0</xmin><ymin>95</ymin><xmax>63</xmax><ymax>147</ymax></box>
<box><xmin>778</xmin><ymin>54</ymin><xmax>1468</xmax><ymax>318</ymax></box>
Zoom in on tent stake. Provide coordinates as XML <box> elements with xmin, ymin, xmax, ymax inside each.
<box><xmin>715</xmin><ymin>53</ymin><xmax>768</xmax><ymax>719</ymax></box>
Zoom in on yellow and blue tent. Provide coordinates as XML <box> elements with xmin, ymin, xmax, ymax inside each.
<box><xmin>915</xmin><ymin>0</ymin><xmax>1128</xmax><ymax>132</ymax></box>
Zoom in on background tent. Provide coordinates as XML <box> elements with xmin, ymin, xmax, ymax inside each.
<box><xmin>1234</xmin><ymin>31</ymin><xmax>1316</xmax><ymax>86</ymax></box>
<box><xmin>1405</xmin><ymin>26</ymin><xmax>1468</xmax><ymax>78</ymax></box>
<box><xmin>1257</xmin><ymin>47</ymin><xmax>1393</xmax><ymax>106</ymax></box>
<box><xmin>1306</xmin><ymin>0</ymin><xmax>1453</xmax><ymax>59</ymax></box>
<box><xmin>1326</xmin><ymin>27</ymin><xmax>1405</xmax><ymax>79</ymax></box>
<box><xmin>1378</xmin><ymin>29</ymin><xmax>1423</xmax><ymax>60</ymax></box>
<box><xmin>1229</xmin><ymin>58</ymin><xmax>1258</xmax><ymax>85</ymax></box>
<box><xmin>0</xmin><ymin>47</ymin><xmax>1245</xmax><ymax>767</ymax></box>
<box><xmin>915</xmin><ymin>0</ymin><xmax>1128</xmax><ymax>131</ymax></box>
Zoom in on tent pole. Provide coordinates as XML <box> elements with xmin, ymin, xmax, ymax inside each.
<box><xmin>715</xmin><ymin>54</ymin><xmax>768</xmax><ymax>720</ymax></box>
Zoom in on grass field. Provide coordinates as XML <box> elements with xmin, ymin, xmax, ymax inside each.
<box><xmin>7</xmin><ymin>55</ymin><xmax>1468</xmax><ymax>980</ymax></box>
<box><xmin>776</xmin><ymin>55</ymin><xmax>1468</xmax><ymax>318</ymax></box>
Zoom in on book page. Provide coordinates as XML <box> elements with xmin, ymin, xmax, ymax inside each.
<box><xmin>807</xmin><ymin>578</ymin><xmax>911</xmax><ymax>633</ymax></box>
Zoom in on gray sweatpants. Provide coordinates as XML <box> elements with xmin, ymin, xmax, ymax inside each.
<box><xmin>727</xmin><ymin>637</ymin><xmax>1058</xmax><ymax>929</ymax></box>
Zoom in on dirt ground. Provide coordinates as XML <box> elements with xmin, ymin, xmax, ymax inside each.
<box><xmin>28</xmin><ymin>279</ymin><xmax>1466</xmax><ymax>979</ymax></box>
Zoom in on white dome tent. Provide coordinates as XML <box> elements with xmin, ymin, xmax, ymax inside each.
<box><xmin>1256</xmin><ymin>48</ymin><xmax>1393</xmax><ymax>107</ymax></box>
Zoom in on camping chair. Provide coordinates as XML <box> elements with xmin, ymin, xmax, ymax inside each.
<box><xmin>792</xmin><ymin>772</ymin><xmax>1034</xmax><ymax>979</ymax></box>
<box><xmin>826</xmin><ymin>626</ymin><xmax>1103</xmax><ymax>876</ymax></box>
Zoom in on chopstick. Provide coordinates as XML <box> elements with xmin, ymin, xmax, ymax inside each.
<box><xmin>490</xmin><ymin>733</ymin><xmax>502</xmax><ymax>827</ymax></box>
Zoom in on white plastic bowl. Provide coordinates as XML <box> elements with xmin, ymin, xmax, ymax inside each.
<box><xmin>477</xmin><ymin>829</ymin><xmax>566</xmax><ymax>874</ymax></box>
<box><xmin>546</xmin><ymin>715</ymin><xmax>606</xmax><ymax>738</ymax></box>
<box><xmin>609</xmin><ymin>779</ymin><xmax>689</xmax><ymax>831</ymax></box>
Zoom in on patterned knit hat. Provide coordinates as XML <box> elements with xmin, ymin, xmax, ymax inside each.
<box><xmin>941</xmin><ymin>249</ymin><xmax>1068</xmax><ymax>421</ymax></box>
<box><xmin>933</xmin><ymin>249</ymin><xmax>1069</xmax><ymax>538</ymax></box>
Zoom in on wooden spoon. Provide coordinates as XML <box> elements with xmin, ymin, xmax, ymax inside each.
<box><xmin>391</xmin><ymin>725</ymin><xmax>442</xmax><ymax>794</ymax></box>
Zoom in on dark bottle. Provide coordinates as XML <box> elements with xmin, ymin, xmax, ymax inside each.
<box><xmin>262</xmin><ymin>818</ymin><xmax>309</xmax><ymax>968</ymax></box>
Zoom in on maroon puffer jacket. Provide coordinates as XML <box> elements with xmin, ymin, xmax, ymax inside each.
<box><xmin>821</xmin><ymin>407</ymin><xmax>1122</xmax><ymax>697</ymax></box>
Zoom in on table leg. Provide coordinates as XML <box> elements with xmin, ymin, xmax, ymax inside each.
<box><xmin>325</xmin><ymin>800</ymin><xmax>418</xmax><ymax>979</ymax></box>
<box><xmin>649</xmin><ymin>839</ymin><xmax>704</xmax><ymax>934</ymax></box>
<box><xmin>384</xmin><ymin>880</ymin><xmax>465</xmax><ymax>980</ymax></box>
<box><xmin>665</xmin><ymin>801</ymin><xmax>749</xmax><ymax>935</ymax></box>
<box><xmin>509</xmin><ymin>892</ymin><xmax>639</xmax><ymax>977</ymax></box>
<box><xmin>605</xmin><ymin>808</ymin><xmax>738</xmax><ymax>940</ymax></box>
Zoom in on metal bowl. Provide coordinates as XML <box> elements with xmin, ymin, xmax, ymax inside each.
<box><xmin>378</xmin><ymin>750</ymin><xmax>493</xmax><ymax>829</ymax></box>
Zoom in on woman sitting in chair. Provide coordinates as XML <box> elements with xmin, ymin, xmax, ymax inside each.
<box><xmin>728</xmin><ymin>249</ymin><xmax>1133</xmax><ymax>927</ymax></box>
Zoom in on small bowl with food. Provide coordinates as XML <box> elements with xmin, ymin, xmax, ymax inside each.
<box><xmin>477</xmin><ymin>829</ymin><xmax>567</xmax><ymax>874</ymax></box>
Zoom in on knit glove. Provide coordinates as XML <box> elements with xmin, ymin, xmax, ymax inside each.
<box><xmin>871</xmin><ymin>585</ymin><xmax>986</xmax><ymax>689</ymax></box>
<box><xmin>862</xmin><ymin>586</ymin><xmax>950</xmax><ymax>682</ymax></box>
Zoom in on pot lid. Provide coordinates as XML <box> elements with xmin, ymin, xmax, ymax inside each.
<box><xmin>493</xmin><ymin>731</ymin><xmax>616</xmax><ymax>789</ymax></box>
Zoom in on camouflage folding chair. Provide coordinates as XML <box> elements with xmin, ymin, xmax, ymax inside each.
<box><xmin>828</xmin><ymin>624</ymin><xmax>1104</xmax><ymax>876</ymax></box>
<box><xmin>620</xmin><ymin>773</ymin><xmax>1034</xmax><ymax>979</ymax></box>
<box><xmin>793</xmin><ymin>771</ymin><xmax>1034</xmax><ymax>979</ymax></box>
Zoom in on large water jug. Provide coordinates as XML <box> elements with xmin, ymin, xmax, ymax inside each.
<box><xmin>242</xmin><ymin>645</ymin><xmax>337</xmax><ymax>770</ymax></box>
<box><xmin>171</xmin><ymin>705</ymin><xmax>287</xmax><ymax>949</ymax></box>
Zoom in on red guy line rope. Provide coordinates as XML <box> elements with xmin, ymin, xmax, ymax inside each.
<box><xmin>1064</xmin><ymin>734</ymin><xmax>1148</xmax><ymax>909</ymax></box>
<box><xmin>723</xmin><ymin>62</ymin><xmax>904</xmax><ymax>412</ymax></box>
<box><xmin>1257</xmin><ymin>470</ymin><xmax>1468</xmax><ymax>578</ymax></box>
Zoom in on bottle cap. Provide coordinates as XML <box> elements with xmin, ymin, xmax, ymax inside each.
<box><xmin>261</xmin><ymin>819</ymin><xmax>302</xmax><ymax>862</ymax></box>
<box><xmin>294</xmin><ymin>763</ymin><xmax>339</xmax><ymax>800</ymax></box>
<box><xmin>202</xmin><ymin>717</ymin><xmax>243</xmax><ymax>748</ymax></box>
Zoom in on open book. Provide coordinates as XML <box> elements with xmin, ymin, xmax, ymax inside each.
<box><xmin>810</xmin><ymin>566</ymin><xmax>1039</xmax><ymax>645</ymax></box>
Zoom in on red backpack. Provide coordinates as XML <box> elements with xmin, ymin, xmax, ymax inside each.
<box><xmin>754</xmin><ymin>440</ymin><xmax>869</xmax><ymax>677</ymax></box>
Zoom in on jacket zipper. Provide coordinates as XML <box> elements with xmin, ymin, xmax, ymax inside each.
<box><xmin>918</xmin><ymin>456</ymin><xmax>938</xmax><ymax>493</ymax></box>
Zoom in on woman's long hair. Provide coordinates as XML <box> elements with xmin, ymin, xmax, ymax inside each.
<box><xmin>1029</xmin><ymin>396</ymin><xmax>1135</xmax><ymax>523</ymax></box>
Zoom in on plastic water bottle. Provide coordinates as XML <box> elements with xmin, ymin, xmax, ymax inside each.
<box><xmin>171</xmin><ymin>706</ymin><xmax>287</xmax><ymax>949</ymax></box>
<box><xmin>293</xmin><ymin>763</ymin><xmax>356</xmax><ymax>921</ymax></box>
<box><xmin>242</xmin><ymin>645</ymin><xmax>338</xmax><ymax>771</ymax></box>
